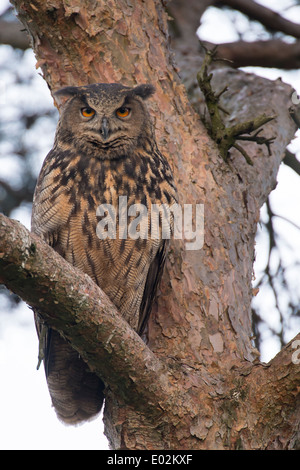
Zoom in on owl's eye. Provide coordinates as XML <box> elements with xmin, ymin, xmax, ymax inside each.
<box><xmin>81</xmin><ymin>107</ymin><xmax>95</xmax><ymax>118</ymax></box>
<box><xmin>116</xmin><ymin>107</ymin><xmax>130</xmax><ymax>118</ymax></box>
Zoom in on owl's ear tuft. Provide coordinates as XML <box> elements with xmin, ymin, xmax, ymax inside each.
<box><xmin>132</xmin><ymin>84</ymin><xmax>155</xmax><ymax>100</ymax></box>
<box><xmin>53</xmin><ymin>86</ymin><xmax>79</xmax><ymax>108</ymax></box>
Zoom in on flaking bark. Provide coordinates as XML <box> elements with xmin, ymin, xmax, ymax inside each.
<box><xmin>1</xmin><ymin>213</ymin><xmax>299</xmax><ymax>448</ymax></box>
<box><xmin>3</xmin><ymin>0</ymin><xmax>299</xmax><ymax>449</ymax></box>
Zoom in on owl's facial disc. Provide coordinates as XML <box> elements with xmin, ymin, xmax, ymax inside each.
<box><xmin>81</xmin><ymin>100</ymin><xmax>136</xmax><ymax>148</ymax></box>
<box><xmin>55</xmin><ymin>83</ymin><xmax>154</xmax><ymax>157</ymax></box>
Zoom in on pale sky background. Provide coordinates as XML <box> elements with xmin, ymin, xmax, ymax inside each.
<box><xmin>0</xmin><ymin>0</ymin><xmax>299</xmax><ymax>450</ymax></box>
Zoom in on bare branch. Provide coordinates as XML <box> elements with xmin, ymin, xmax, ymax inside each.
<box><xmin>0</xmin><ymin>213</ymin><xmax>172</xmax><ymax>417</ymax></box>
<box><xmin>218</xmin><ymin>0</ymin><xmax>300</xmax><ymax>38</ymax></box>
<box><xmin>210</xmin><ymin>39</ymin><xmax>300</xmax><ymax>70</ymax></box>
<box><xmin>1</xmin><ymin>212</ymin><xmax>299</xmax><ymax>448</ymax></box>
<box><xmin>283</xmin><ymin>149</ymin><xmax>300</xmax><ymax>175</ymax></box>
<box><xmin>0</xmin><ymin>18</ymin><xmax>30</xmax><ymax>49</ymax></box>
<box><xmin>240</xmin><ymin>334</ymin><xmax>300</xmax><ymax>449</ymax></box>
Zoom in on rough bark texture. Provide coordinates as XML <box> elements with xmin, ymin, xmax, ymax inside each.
<box><xmin>209</xmin><ymin>40</ymin><xmax>300</xmax><ymax>70</ymax></box>
<box><xmin>3</xmin><ymin>0</ymin><xmax>299</xmax><ymax>449</ymax></box>
<box><xmin>1</xmin><ymin>213</ymin><xmax>299</xmax><ymax>449</ymax></box>
<box><xmin>3</xmin><ymin>1</ymin><xmax>300</xmax><ymax>69</ymax></box>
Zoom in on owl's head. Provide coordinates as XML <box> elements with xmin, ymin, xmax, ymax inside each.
<box><xmin>53</xmin><ymin>83</ymin><xmax>156</xmax><ymax>159</ymax></box>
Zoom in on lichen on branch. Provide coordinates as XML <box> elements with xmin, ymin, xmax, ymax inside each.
<box><xmin>197</xmin><ymin>47</ymin><xmax>276</xmax><ymax>165</ymax></box>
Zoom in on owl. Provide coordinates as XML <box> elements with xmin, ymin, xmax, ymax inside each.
<box><xmin>31</xmin><ymin>83</ymin><xmax>178</xmax><ymax>424</ymax></box>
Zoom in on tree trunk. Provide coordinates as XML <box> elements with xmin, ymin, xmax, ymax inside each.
<box><xmin>5</xmin><ymin>0</ymin><xmax>299</xmax><ymax>449</ymax></box>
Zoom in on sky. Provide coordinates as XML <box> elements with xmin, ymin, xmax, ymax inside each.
<box><xmin>0</xmin><ymin>0</ymin><xmax>300</xmax><ymax>451</ymax></box>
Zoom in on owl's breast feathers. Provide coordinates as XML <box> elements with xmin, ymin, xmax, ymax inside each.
<box><xmin>32</xmin><ymin>141</ymin><xmax>177</xmax><ymax>331</ymax></box>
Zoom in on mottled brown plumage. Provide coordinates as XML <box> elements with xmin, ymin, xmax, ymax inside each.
<box><xmin>31</xmin><ymin>83</ymin><xmax>177</xmax><ymax>424</ymax></box>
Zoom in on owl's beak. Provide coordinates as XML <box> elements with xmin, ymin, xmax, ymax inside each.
<box><xmin>100</xmin><ymin>117</ymin><xmax>110</xmax><ymax>140</ymax></box>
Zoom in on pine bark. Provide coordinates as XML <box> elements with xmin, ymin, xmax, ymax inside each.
<box><xmin>4</xmin><ymin>0</ymin><xmax>299</xmax><ymax>449</ymax></box>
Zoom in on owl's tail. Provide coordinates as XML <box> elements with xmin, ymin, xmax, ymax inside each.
<box><xmin>36</xmin><ymin>318</ymin><xmax>104</xmax><ymax>425</ymax></box>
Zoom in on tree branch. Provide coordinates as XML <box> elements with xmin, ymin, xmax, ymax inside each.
<box><xmin>0</xmin><ymin>213</ymin><xmax>172</xmax><ymax>418</ymax></box>
<box><xmin>207</xmin><ymin>39</ymin><xmax>300</xmax><ymax>70</ymax></box>
<box><xmin>283</xmin><ymin>149</ymin><xmax>300</xmax><ymax>176</ymax></box>
<box><xmin>0</xmin><ymin>18</ymin><xmax>30</xmax><ymax>49</ymax></box>
<box><xmin>209</xmin><ymin>67</ymin><xmax>297</xmax><ymax>205</ymax></box>
<box><xmin>1</xmin><ymin>213</ymin><xmax>299</xmax><ymax>448</ymax></box>
<box><xmin>236</xmin><ymin>335</ymin><xmax>300</xmax><ymax>449</ymax></box>
<box><xmin>218</xmin><ymin>0</ymin><xmax>300</xmax><ymax>38</ymax></box>
<box><xmin>196</xmin><ymin>47</ymin><xmax>276</xmax><ymax>164</ymax></box>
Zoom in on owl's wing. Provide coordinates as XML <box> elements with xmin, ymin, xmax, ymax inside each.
<box><xmin>31</xmin><ymin>153</ymin><xmax>104</xmax><ymax>424</ymax></box>
<box><xmin>138</xmin><ymin>240</ymin><xmax>168</xmax><ymax>335</ymax></box>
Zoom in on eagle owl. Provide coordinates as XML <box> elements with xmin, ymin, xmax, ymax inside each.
<box><xmin>31</xmin><ymin>83</ymin><xmax>177</xmax><ymax>424</ymax></box>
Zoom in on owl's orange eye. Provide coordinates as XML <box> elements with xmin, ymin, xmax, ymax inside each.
<box><xmin>81</xmin><ymin>107</ymin><xmax>95</xmax><ymax>118</ymax></box>
<box><xmin>116</xmin><ymin>107</ymin><xmax>130</xmax><ymax>118</ymax></box>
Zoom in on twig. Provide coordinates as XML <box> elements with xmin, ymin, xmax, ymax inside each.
<box><xmin>197</xmin><ymin>47</ymin><xmax>276</xmax><ymax>165</ymax></box>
